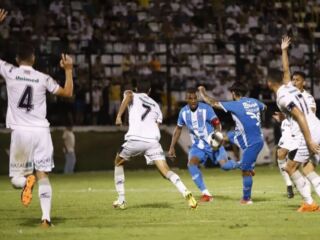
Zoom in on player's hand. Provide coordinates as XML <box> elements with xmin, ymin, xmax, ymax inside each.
<box><xmin>281</xmin><ymin>36</ymin><xmax>291</xmax><ymax>51</ymax></box>
<box><xmin>167</xmin><ymin>147</ymin><xmax>176</xmax><ymax>161</ymax></box>
<box><xmin>272</xmin><ymin>112</ymin><xmax>285</xmax><ymax>122</ymax></box>
<box><xmin>0</xmin><ymin>9</ymin><xmax>8</xmax><ymax>23</ymax></box>
<box><xmin>198</xmin><ymin>86</ymin><xmax>206</xmax><ymax>93</ymax></box>
<box><xmin>60</xmin><ymin>54</ymin><xmax>73</xmax><ymax>70</ymax></box>
<box><xmin>307</xmin><ymin>141</ymin><xmax>320</xmax><ymax>155</ymax></box>
<box><xmin>115</xmin><ymin>115</ymin><xmax>122</xmax><ymax>126</ymax></box>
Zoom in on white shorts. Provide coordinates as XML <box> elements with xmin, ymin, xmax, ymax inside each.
<box><xmin>9</xmin><ymin>128</ymin><xmax>54</xmax><ymax>177</ymax></box>
<box><xmin>278</xmin><ymin>121</ymin><xmax>298</xmax><ymax>151</ymax></box>
<box><xmin>290</xmin><ymin>125</ymin><xmax>320</xmax><ymax>163</ymax></box>
<box><xmin>119</xmin><ymin>140</ymin><xmax>166</xmax><ymax>165</ymax></box>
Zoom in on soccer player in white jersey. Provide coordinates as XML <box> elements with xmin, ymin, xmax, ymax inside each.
<box><xmin>267</xmin><ymin>36</ymin><xmax>320</xmax><ymax>212</ymax></box>
<box><xmin>112</xmin><ymin>81</ymin><xmax>197</xmax><ymax>209</ymax></box>
<box><xmin>274</xmin><ymin>70</ymin><xmax>317</xmax><ymax>198</ymax></box>
<box><xmin>0</xmin><ymin>9</ymin><xmax>74</xmax><ymax>227</ymax></box>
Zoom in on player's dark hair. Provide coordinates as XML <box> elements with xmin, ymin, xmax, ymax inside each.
<box><xmin>136</xmin><ymin>80</ymin><xmax>151</xmax><ymax>94</ymax></box>
<box><xmin>186</xmin><ymin>88</ymin><xmax>197</xmax><ymax>94</ymax></box>
<box><xmin>267</xmin><ymin>69</ymin><xmax>283</xmax><ymax>84</ymax></box>
<box><xmin>16</xmin><ymin>43</ymin><xmax>35</xmax><ymax>62</ymax></box>
<box><xmin>292</xmin><ymin>71</ymin><xmax>306</xmax><ymax>80</ymax></box>
<box><xmin>228</xmin><ymin>82</ymin><xmax>247</xmax><ymax>96</ymax></box>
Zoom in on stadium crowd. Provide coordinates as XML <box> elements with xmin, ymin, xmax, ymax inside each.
<box><xmin>1</xmin><ymin>0</ymin><xmax>320</xmax><ymax>125</ymax></box>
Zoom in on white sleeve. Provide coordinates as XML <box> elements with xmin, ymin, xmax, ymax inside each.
<box><xmin>45</xmin><ymin>75</ymin><xmax>60</xmax><ymax>93</ymax></box>
<box><xmin>278</xmin><ymin>92</ymin><xmax>297</xmax><ymax>112</ymax></box>
<box><xmin>156</xmin><ymin>105</ymin><xmax>163</xmax><ymax>124</ymax></box>
<box><xmin>0</xmin><ymin>59</ymin><xmax>13</xmax><ymax>79</ymax></box>
<box><xmin>0</xmin><ymin>59</ymin><xmax>6</xmax><ymax>76</ymax></box>
<box><xmin>307</xmin><ymin>94</ymin><xmax>316</xmax><ymax>109</ymax></box>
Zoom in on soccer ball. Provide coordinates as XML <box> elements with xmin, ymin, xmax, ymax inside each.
<box><xmin>207</xmin><ymin>131</ymin><xmax>224</xmax><ymax>149</ymax></box>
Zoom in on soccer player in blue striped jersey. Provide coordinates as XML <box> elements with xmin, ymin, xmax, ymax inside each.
<box><xmin>199</xmin><ymin>83</ymin><xmax>265</xmax><ymax>204</ymax></box>
<box><xmin>168</xmin><ymin>88</ymin><xmax>239</xmax><ymax>202</ymax></box>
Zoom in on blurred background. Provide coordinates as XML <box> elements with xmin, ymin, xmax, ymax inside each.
<box><xmin>1</xmin><ymin>0</ymin><xmax>320</xmax><ymax>173</ymax></box>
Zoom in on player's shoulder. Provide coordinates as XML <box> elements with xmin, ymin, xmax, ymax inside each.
<box><xmin>302</xmin><ymin>90</ymin><xmax>314</xmax><ymax>98</ymax></box>
<box><xmin>0</xmin><ymin>59</ymin><xmax>17</xmax><ymax>72</ymax></box>
<box><xmin>199</xmin><ymin>102</ymin><xmax>210</xmax><ymax>108</ymax></box>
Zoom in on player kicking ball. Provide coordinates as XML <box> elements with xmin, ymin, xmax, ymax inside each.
<box><xmin>0</xmin><ymin>9</ymin><xmax>74</xmax><ymax>227</ymax></box>
<box><xmin>198</xmin><ymin>83</ymin><xmax>265</xmax><ymax>205</ymax></box>
<box><xmin>267</xmin><ymin>36</ymin><xmax>320</xmax><ymax>212</ymax></box>
<box><xmin>168</xmin><ymin>88</ymin><xmax>240</xmax><ymax>202</ymax></box>
<box><xmin>112</xmin><ymin>81</ymin><xmax>197</xmax><ymax>209</ymax></box>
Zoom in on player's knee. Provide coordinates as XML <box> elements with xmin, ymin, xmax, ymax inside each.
<box><xmin>277</xmin><ymin>148</ymin><xmax>288</xmax><ymax>160</ymax></box>
<box><xmin>242</xmin><ymin>170</ymin><xmax>254</xmax><ymax>176</ymax></box>
<box><xmin>188</xmin><ymin>157</ymin><xmax>199</xmax><ymax>166</ymax></box>
<box><xmin>11</xmin><ymin>176</ymin><xmax>27</xmax><ymax>189</ymax></box>
<box><xmin>114</xmin><ymin>154</ymin><xmax>125</xmax><ymax>166</ymax></box>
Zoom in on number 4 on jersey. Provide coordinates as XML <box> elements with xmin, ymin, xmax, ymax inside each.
<box><xmin>18</xmin><ymin>86</ymin><xmax>34</xmax><ymax>112</ymax></box>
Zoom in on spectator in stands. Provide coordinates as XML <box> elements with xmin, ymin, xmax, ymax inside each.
<box><xmin>149</xmin><ymin>54</ymin><xmax>161</xmax><ymax>72</ymax></box>
<box><xmin>63</xmin><ymin>126</ymin><xmax>76</xmax><ymax>174</ymax></box>
<box><xmin>109</xmin><ymin>79</ymin><xmax>121</xmax><ymax>122</ymax></box>
<box><xmin>49</xmin><ymin>0</ymin><xmax>64</xmax><ymax>16</ymax></box>
<box><xmin>121</xmin><ymin>54</ymin><xmax>134</xmax><ymax>78</ymax></box>
<box><xmin>92</xmin><ymin>55</ymin><xmax>105</xmax><ymax>80</ymax></box>
<box><xmin>92</xmin><ymin>85</ymin><xmax>103</xmax><ymax>125</ymax></box>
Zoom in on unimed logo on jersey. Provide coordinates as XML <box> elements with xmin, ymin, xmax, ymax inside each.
<box><xmin>16</xmin><ymin>75</ymin><xmax>39</xmax><ymax>83</ymax></box>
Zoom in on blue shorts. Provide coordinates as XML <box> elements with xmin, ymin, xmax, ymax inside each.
<box><xmin>188</xmin><ymin>145</ymin><xmax>228</xmax><ymax>165</ymax></box>
<box><xmin>241</xmin><ymin>141</ymin><xmax>264</xmax><ymax>171</ymax></box>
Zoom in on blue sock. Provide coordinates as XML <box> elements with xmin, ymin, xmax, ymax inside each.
<box><xmin>242</xmin><ymin>175</ymin><xmax>253</xmax><ymax>200</ymax></box>
<box><xmin>220</xmin><ymin>160</ymin><xmax>239</xmax><ymax>171</ymax></box>
<box><xmin>188</xmin><ymin>164</ymin><xmax>206</xmax><ymax>192</ymax></box>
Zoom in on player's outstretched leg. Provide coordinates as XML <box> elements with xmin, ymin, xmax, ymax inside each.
<box><xmin>277</xmin><ymin>148</ymin><xmax>294</xmax><ymax>198</ymax></box>
<box><xmin>188</xmin><ymin>157</ymin><xmax>212</xmax><ymax>202</ymax></box>
<box><xmin>20</xmin><ymin>175</ymin><xmax>36</xmax><ymax>207</ymax></box>
<box><xmin>154</xmin><ymin>160</ymin><xmax>197</xmax><ymax>209</ymax></box>
<box><xmin>113</xmin><ymin>154</ymin><xmax>126</xmax><ymax>209</ymax></box>
<box><xmin>303</xmin><ymin>162</ymin><xmax>320</xmax><ymax>197</ymax></box>
<box><xmin>37</xmin><ymin>171</ymin><xmax>52</xmax><ymax>227</ymax></box>
<box><xmin>286</xmin><ymin>160</ymin><xmax>319</xmax><ymax>212</ymax></box>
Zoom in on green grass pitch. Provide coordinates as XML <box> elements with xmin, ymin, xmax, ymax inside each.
<box><xmin>1</xmin><ymin>166</ymin><xmax>320</xmax><ymax>240</ymax></box>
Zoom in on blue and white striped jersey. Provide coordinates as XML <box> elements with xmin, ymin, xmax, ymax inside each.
<box><xmin>177</xmin><ymin>102</ymin><xmax>217</xmax><ymax>150</ymax></box>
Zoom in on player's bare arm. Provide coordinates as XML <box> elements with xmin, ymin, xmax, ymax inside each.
<box><xmin>168</xmin><ymin>126</ymin><xmax>183</xmax><ymax>158</ymax></box>
<box><xmin>0</xmin><ymin>9</ymin><xmax>8</xmax><ymax>23</ymax></box>
<box><xmin>281</xmin><ymin>36</ymin><xmax>291</xmax><ymax>85</ymax></box>
<box><xmin>198</xmin><ymin>86</ymin><xmax>223</xmax><ymax>109</ymax></box>
<box><xmin>54</xmin><ymin>54</ymin><xmax>74</xmax><ymax>97</ymax></box>
<box><xmin>115</xmin><ymin>90</ymin><xmax>133</xmax><ymax>126</ymax></box>
<box><xmin>291</xmin><ymin>106</ymin><xmax>320</xmax><ymax>154</ymax></box>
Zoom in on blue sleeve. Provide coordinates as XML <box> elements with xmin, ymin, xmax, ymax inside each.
<box><xmin>256</xmin><ymin>99</ymin><xmax>265</xmax><ymax>111</ymax></box>
<box><xmin>227</xmin><ymin>131</ymin><xmax>236</xmax><ymax>145</ymax></box>
<box><xmin>206</xmin><ymin>105</ymin><xmax>217</xmax><ymax>121</ymax></box>
<box><xmin>177</xmin><ymin>109</ymin><xmax>185</xmax><ymax>127</ymax></box>
<box><xmin>220</xmin><ymin>101</ymin><xmax>238</xmax><ymax>113</ymax></box>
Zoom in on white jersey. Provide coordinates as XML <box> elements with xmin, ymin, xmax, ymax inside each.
<box><xmin>0</xmin><ymin>60</ymin><xmax>59</xmax><ymax>129</ymax></box>
<box><xmin>301</xmin><ymin>90</ymin><xmax>316</xmax><ymax>111</ymax></box>
<box><xmin>125</xmin><ymin>92</ymin><xmax>162</xmax><ymax>142</ymax></box>
<box><xmin>277</xmin><ymin>82</ymin><xmax>320</xmax><ymax>137</ymax></box>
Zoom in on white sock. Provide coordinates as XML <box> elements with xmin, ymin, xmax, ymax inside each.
<box><xmin>291</xmin><ymin>171</ymin><xmax>313</xmax><ymax>204</ymax></box>
<box><xmin>201</xmin><ymin>189</ymin><xmax>212</xmax><ymax>196</ymax></box>
<box><xmin>114</xmin><ymin>166</ymin><xmax>125</xmax><ymax>202</ymax></box>
<box><xmin>277</xmin><ymin>159</ymin><xmax>292</xmax><ymax>186</ymax></box>
<box><xmin>38</xmin><ymin>178</ymin><xmax>52</xmax><ymax>222</ymax></box>
<box><xmin>166</xmin><ymin>171</ymin><xmax>188</xmax><ymax>197</ymax></box>
<box><xmin>306</xmin><ymin>171</ymin><xmax>320</xmax><ymax>197</ymax></box>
